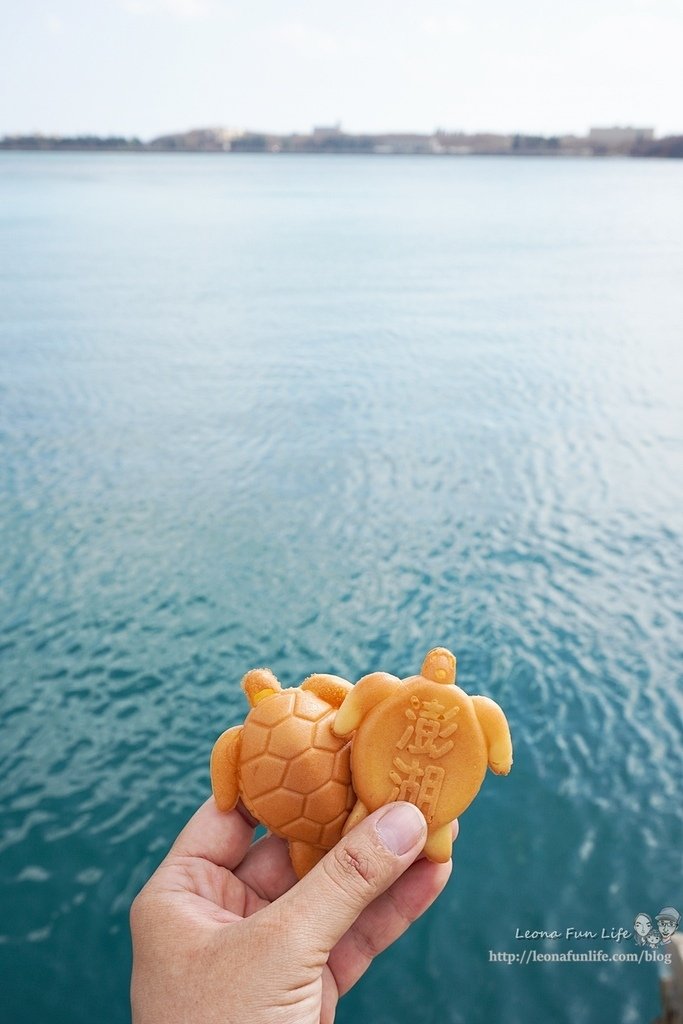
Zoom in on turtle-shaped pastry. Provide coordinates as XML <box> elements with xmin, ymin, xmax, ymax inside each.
<box><xmin>333</xmin><ymin>647</ymin><xmax>512</xmax><ymax>864</ymax></box>
<box><xmin>210</xmin><ymin>667</ymin><xmax>355</xmax><ymax>878</ymax></box>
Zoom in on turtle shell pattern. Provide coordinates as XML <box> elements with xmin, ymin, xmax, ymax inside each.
<box><xmin>239</xmin><ymin>686</ymin><xmax>354</xmax><ymax>848</ymax></box>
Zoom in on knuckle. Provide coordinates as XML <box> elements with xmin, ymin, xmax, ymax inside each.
<box><xmin>324</xmin><ymin>838</ymin><xmax>380</xmax><ymax>897</ymax></box>
<box><xmin>129</xmin><ymin>885</ymin><xmax>160</xmax><ymax>934</ymax></box>
<box><xmin>128</xmin><ymin>892</ymin><xmax>147</xmax><ymax>933</ymax></box>
<box><xmin>385</xmin><ymin>883</ymin><xmax>416</xmax><ymax>927</ymax></box>
<box><xmin>352</xmin><ymin>920</ymin><xmax>385</xmax><ymax>961</ymax></box>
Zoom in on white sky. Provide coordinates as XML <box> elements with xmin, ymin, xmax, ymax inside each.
<box><xmin>2</xmin><ymin>0</ymin><xmax>682</xmax><ymax>138</ymax></box>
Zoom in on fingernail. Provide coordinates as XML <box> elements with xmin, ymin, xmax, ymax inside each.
<box><xmin>376</xmin><ymin>802</ymin><xmax>426</xmax><ymax>855</ymax></box>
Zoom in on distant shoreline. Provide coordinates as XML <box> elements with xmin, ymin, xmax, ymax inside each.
<box><xmin>2</xmin><ymin>127</ymin><xmax>682</xmax><ymax>158</ymax></box>
<box><xmin>2</xmin><ymin>150</ymin><xmax>681</xmax><ymax>160</ymax></box>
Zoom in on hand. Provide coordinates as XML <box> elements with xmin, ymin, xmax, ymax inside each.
<box><xmin>130</xmin><ymin>797</ymin><xmax>456</xmax><ymax>1024</ymax></box>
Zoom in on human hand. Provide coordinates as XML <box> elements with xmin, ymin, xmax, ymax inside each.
<box><xmin>130</xmin><ymin>797</ymin><xmax>456</xmax><ymax>1024</ymax></box>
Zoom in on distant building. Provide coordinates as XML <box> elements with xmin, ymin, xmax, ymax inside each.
<box><xmin>373</xmin><ymin>133</ymin><xmax>434</xmax><ymax>154</ymax></box>
<box><xmin>148</xmin><ymin>127</ymin><xmax>242</xmax><ymax>151</ymax></box>
<box><xmin>434</xmin><ymin>131</ymin><xmax>513</xmax><ymax>155</ymax></box>
<box><xmin>312</xmin><ymin>123</ymin><xmax>342</xmax><ymax>142</ymax></box>
<box><xmin>588</xmin><ymin>126</ymin><xmax>654</xmax><ymax>149</ymax></box>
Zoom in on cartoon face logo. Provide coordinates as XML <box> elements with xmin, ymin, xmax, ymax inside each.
<box><xmin>656</xmin><ymin>907</ymin><xmax>681</xmax><ymax>944</ymax></box>
<box><xmin>633</xmin><ymin>913</ymin><xmax>653</xmax><ymax>944</ymax></box>
<box><xmin>634</xmin><ymin>907</ymin><xmax>680</xmax><ymax>948</ymax></box>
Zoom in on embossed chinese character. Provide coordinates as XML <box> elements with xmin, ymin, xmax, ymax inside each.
<box><xmin>395</xmin><ymin>694</ymin><xmax>459</xmax><ymax>758</ymax></box>
<box><xmin>389</xmin><ymin>756</ymin><xmax>424</xmax><ymax>803</ymax></box>
<box><xmin>389</xmin><ymin>756</ymin><xmax>445</xmax><ymax>822</ymax></box>
<box><xmin>417</xmin><ymin>764</ymin><xmax>446</xmax><ymax>821</ymax></box>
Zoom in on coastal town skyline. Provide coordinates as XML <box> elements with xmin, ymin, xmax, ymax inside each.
<box><xmin>3</xmin><ymin>1</ymin><xmax>683</xmax><ymax>140</ymax></box>
<box><xmin>3</xmin><ymin>122</ymin><xmax>682</xmax><ymax>159</ymax></box>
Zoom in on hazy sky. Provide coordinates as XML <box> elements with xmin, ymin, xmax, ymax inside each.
<box><xmin>2</xmin><ymin>0</ymin><xmax>682</xmax><ymax>138</ymax></box>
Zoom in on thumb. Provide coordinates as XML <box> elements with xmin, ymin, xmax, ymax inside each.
<box><xmin>277</xmin><ymin>802</ymin><xmax>427</xmax><ymax>959</ymax></box>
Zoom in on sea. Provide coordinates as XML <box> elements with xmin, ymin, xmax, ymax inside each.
<box><xmin>1</xmin><ymin>151</ymin><xmax>682</xmax><ymax>1024</ymax></box>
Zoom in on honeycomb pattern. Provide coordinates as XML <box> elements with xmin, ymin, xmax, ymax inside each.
<box><xmin>240</xmin><ymin>688</ymin><xmax>354</xmax><ymax>847</ymax></box>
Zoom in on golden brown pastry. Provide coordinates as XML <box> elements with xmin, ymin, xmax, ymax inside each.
<box><xmin>211</xmin><ymin>669</ymin><xmax>354</xmax><ymax>877</ymax></box>
<box><xmin>333</xmin><ymin>647</ymin><xmax>513</xmax><ymax>863</ymax></box>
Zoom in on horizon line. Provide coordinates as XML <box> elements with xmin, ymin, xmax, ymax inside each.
<box><xmin>3</xmin><ymin>123</ymin><xmax>681</xmax><ymax>143</ymax></box>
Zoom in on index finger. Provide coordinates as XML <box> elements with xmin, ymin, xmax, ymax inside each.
<box><xmin>168</xmin><ymin>796</ymin><xmax>256</xmax><ymax>870</ymax></box>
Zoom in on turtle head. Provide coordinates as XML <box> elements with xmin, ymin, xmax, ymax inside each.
<box><xmin>421</xmin><ymin>647</ymin><xmax>456</xmax><ymax>684</ymax></box>
<box><xmin>241</xmin><ymin>667</ymin><xmax>282</xmax><ymax>707</ymax></box>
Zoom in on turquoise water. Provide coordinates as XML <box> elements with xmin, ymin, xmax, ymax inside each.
<box><xmin>1</xmin><ymin>152</ymin><xmax>682</xmax><ymax>1024</ymax></box>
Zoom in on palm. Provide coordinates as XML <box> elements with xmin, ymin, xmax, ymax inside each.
<box><xmin>157</xmin><ymin>799</ymin><xmax>453</xmax><ymax>1019</ymax></box>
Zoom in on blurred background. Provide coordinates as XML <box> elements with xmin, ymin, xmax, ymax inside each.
<box><xmin>1</xmin><ymin>4</ymin><xmax>682</xmax><ymax>1024</ymax></box>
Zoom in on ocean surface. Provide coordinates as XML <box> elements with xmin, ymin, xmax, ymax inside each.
<box><xmin>1</xmin><ymin>152</ymin><xmax>682</xmax><ymax>1024</ymax></box>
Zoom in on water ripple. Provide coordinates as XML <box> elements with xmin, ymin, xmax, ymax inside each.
<box><xmin>1</xmin><ymin>153</ymin><xmax>682</xmax><ymax>1024</ymax></box>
